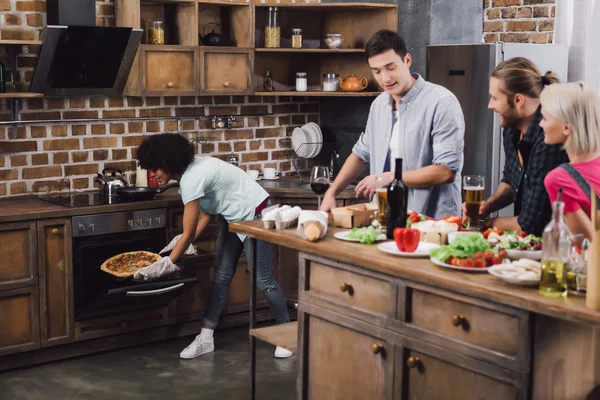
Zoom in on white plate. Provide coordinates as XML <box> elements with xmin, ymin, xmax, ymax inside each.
<box><xmin>506</xmin><ymin>249</ymin><xmax>542</xmax><ymax>261</ymax></box>
<box><xmin>334</xmin><ymin>230</ymin><xmax>387</xmax><ymax>243</ymax></box>
<box><xmin>303</xmin><ymin>122</ymin><xmax>322</xmax><ymax>158</ymax></box>
<box><xmin>292</xmin><ymin>127</ymin><xmax>306</xmax><ymax>157</ymax></box>
<box><xmin>488</xmin><ymin>265</ymin><xmax>540</xmax><ymax>286</ymax></box>
<box><xmin>377</xmin><ymin>241</ymin><xmax>440</xmax><ymax>258</ymax></box>
<box><xmin>430</xmin><ymin>257</ymin><xmax>491</xmax><ymax>272</ymax></box>
<box><xmin>262</xmin><ymin>176</ymin><xmax>280</xmax><ymax>180</ymax></box>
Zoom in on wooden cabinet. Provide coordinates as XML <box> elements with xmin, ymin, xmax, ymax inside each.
<box><xmin>202</xmin><ymin>48</ymin><xmax>253</xmax><ymax>94</ymax></box>
<box><xmin>399</xmin><ymin>347</ymin><xmax>522</xmax><ymax>400</ymax></box>
<box><xmin>0</xmin><ymin>221</ymin><xmax>37</xmax><ymax>290</ymax></box>
<box><xmin>0</xmin><ymin>287</ymin><xmax>40</xmax><ymax>356</ymax></box>
<box><xmin>299</xmin><ymin>311</ymin><xmax>394</xmax><ymax>400</ymax></box>
<box><xmin>38</xmin><ymin>218</ymin><xmax>74</xmax><ymax>347</ymax></box>
<box><xmin>142</xmin><ymin>46</ymin><xmax>199</xmax><ymax>96</ymax></box>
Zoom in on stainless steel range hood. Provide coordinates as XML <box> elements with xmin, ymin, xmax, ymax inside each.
<box><xmin>30</xmin><ymin>25</ymin><xmax>142</xmax><ymax>97</ymax></box>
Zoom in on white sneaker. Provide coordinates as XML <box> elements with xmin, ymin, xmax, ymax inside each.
<box><xmin>179</xmin><ymin>335</ymin><xmax>214</xmax><ymax>359</ymax></box>
<box><xmin>274</xmin><ymin>346</ymin><xmax>293</xmax><ymax>359</ymax></box>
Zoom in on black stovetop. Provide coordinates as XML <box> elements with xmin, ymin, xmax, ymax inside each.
<box><xmin>40</xmin><ymin>192</ymin><xmax>145</xmax><ymax>208</ymax></box>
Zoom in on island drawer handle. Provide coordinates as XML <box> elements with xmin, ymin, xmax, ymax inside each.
<box><xmin>51</xmin><ymin>228</ymin><xmax>60</xmax><ymax>235</ymax></box>
<box><xmin>166</xmin><ymin>81</ymin><xmax>174</xmax><ymax>88</ymax></box>
<box><xmin>339</xmin><ymin>283</ymin><xmax>354</xmax><ymax>295</ymax></box>
<box><xmin>371</xmin><ymin>344</ymin><xmax>383</xmax><ymax>355</ymax></box>
<box><xmin>406</xmin><ymin>356</ymin><xmax>421</xmax><ymax>369</ymax></box>
<box><xmin>451</xmin><ymin>315</ymin><xmax>466</xmax><ymax>327</ymax></box>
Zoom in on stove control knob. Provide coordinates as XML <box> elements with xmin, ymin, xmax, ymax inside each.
<box><xmin>146</xmin><ymin>218</ymin><xmax>152</xmax><ymax>226</ymax></box>
<box><xmin>128</xmin><ymin>219</ymin><xmax>134</xmax><ymax>228</ymax></box>
<box><xmin>137</xmin><ymin>219</ymin><xmax>143</xmax><ymax>227</ymax></box>
<box><xmin>88</xmin><ymin>224</ymin><xmax>95</xmax><ymax>233</ymax></box>
<box><xmin>78</xmin><ymin>224</ymin><xmax>86</xmax><ymax>232</ymax></box>
<box><xmin>155</xmin><ymin>216</ymin><xmax>162</xmax><ymax>225</ymax></box>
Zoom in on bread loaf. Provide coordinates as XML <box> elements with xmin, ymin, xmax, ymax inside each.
<box><xmin>303</xmin><ymin>221</ymin><xmax>323</xmax><ymax>242</ymax></box>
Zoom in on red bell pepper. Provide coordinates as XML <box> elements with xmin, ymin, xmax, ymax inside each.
<box><xmin>394</xmin><ymin>227</ymin><xmax>420</xmax><ymax>253</ymax></box>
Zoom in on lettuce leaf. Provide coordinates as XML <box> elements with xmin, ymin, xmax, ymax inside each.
<box><xmin>430</xmin><ymin>234</ymin><xmax>491</xmax><ymax>262</ymax></box>
<box><xmin>347</xmin><ymin>226</ymin><xmax>381</xmax><ymax>244</ymax></box>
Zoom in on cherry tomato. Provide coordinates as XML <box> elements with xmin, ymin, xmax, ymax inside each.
<box><xmin>402</xmin><ymin>228</ymin><xmax>421</xmax><ymax>253</ymax></box>
<box><xmin>451</xmin><ymin>258</ymin><xmax>459</xmax><ymax>266</ymax></box>
<box><xmin>463</xmin><ymin>257</ymin><xmax>475</xmax><ymax>267</ymax></box>
<box><xmin>492</xmin><ymin>227</ymin><xmax>504</xmax><ymax>235</ymax></box>
<box><xmin>498</xmin><ymin>248</ymin><xmax>508</xmax><ymax>260</ymax></box>
<box><xmin>518</xmin><ymin>231</ymin><xmax>527</xmax><ymax>238</ymax></box>
<box><xmin>484</xmin><ymin>249</ymin><xmax>495</xmax><ymax>260</ymax></box>
<box><xmin>393</xmin><ymin>228</ymin><xmax>407</xmax><ymax>252</ymax></box>
<box><xmin>492</xmin><ymin>256</ymin><xmax>502</xmax><ymax>265</ymax></box>
<box><xmin>474</xmin><ymin>251</ymin><xmax>484</xmax><ymax>260</ymax></box>
<box><xmin>482</xmin><ymin>228</ymin><xmax>493</xmax><ymax>239</ymax></box>
<box><xmin>474</xmin><ymin>260</ymin><xmax>487</xmax><ymax>268</ymax></box>
<box><xmin>442</xmin><ymin>215</ymin><xmax>462</xmax><ymax>226</ymax></box>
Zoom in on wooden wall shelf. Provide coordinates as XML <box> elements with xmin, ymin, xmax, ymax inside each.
<box><xmin>255</xmin><ymin>48</ymin><xmax>365</xmax><ymax>53</ymax></box>
<box><xmin>0</xmin><ymin>40</ymin><xmax>42</xmax><ymax>46</ymax></box>
<box><xmin>255</xmin><ymin>91</ymin><xmax>381</xmax><ymax>97</ymax></box>
<box><xmin>0</xmin><ymin>93</ymin><xmax>43</xmax><ymax>99</ymax></box>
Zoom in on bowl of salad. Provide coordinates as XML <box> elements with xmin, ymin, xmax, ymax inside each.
<box><xmin>483</xmin><ymin>228</ymin><xmax>542</xmax><ymax>260</ymax></box>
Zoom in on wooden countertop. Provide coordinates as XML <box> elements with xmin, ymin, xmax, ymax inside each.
<box><xmin>229</xmin><ymin>220</ymin><xmax>600</xmax><ymax>327</ymax></box>
<box><xmin>0</xmin><ymin>178</ymin><xmax>355</xmax><ymax>223</ymax></box>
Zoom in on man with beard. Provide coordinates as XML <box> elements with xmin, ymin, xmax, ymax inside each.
<box><xmin>465</xmin><ymin>57</ymin><xmax>569</xmax><ymax>236</ymax></box>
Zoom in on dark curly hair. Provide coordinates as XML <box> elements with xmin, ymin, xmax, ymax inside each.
<box><xmin>136</xmin><ymin>133</ymin><xmax>195</xmax><ymax>177</ymax></box>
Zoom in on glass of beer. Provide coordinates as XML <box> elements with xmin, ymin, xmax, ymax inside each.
<box><xmin>375</xmin><ymin>177</ymin><xmax>388</xmax><ymax>233</ymax></box>
<box><xmin>463</xmin><ymin>175</ymin><xmax>485</xmax><ymax>230</ymax></box>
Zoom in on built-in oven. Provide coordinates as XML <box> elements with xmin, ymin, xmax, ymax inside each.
<box><xmin>72</xmin><ymin>208</ymin><xmax>198</xmax><ymax>321</ymax></box>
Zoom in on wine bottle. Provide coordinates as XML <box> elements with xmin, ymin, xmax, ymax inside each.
<box><xmin>386</xmin><ymin>158</ymin><xmax>409</xmax><ymax>239</ymax></box>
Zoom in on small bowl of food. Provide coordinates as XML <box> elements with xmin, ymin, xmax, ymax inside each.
<box><xmin>448</xmin><ymin>231</ymin><xmax>483</xmax><ymax>244</ymax></box>
<box><xmin>324</xmin><ymin>34</ymin><xmax>343</xmax><ymax>49</ymax></box>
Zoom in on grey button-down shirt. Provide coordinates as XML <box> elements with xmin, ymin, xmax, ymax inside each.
<box><xmin>352</xmin><ymin>74</ymin><xmax>465</xmax><ymax>219</ymax></box>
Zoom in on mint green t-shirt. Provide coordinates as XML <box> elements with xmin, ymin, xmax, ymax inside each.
<box><xmin>179</xmin><ymin>156</ymin><xmax>268</xmax><ymax>241</ymax></box>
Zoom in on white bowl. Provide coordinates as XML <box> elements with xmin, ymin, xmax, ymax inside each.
<box><xmin>324</xmin><ymin>34</ymin><xmax>343</xmax><ymax>49</ymax></box>
<box><xmin>447</xmin><ymin>231</ymin><xmax>483</xmax><ymax>244</ymax></box>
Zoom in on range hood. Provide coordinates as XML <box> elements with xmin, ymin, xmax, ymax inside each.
<box><xmin>30</xmin><ymin>25</ymin><xmax>142</xmax><ymax>97</ymax></box>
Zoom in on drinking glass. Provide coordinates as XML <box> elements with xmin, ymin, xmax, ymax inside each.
<box><xmin>375</xmin><ymin>176</ymin><xmax>388</xmax><ymax>233</ymax></box>
<box><xmin>310</xmin><ymin>166</ymin><xmax>330</xmax><ymax>209</ymax></box>
<box><xmin>463</xmin><ymin>175</ymin><xmax>485</xmax><ymax>230</ymax></box>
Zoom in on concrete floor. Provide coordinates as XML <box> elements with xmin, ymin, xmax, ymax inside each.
<box><xmin>0</xmin><ymin>326</ymin><xmax>297</xmax><ymax>400</ymax></box>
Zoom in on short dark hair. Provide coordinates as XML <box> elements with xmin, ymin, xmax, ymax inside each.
<box><xmin>365</xmin><ymin>30</ymin><xmax>408</xmax><ymax>60</ymax></box>
<box><xmin>136</xmin><ymin>133</ymin><xmax>195</xmax><ymax>176</ymax></box>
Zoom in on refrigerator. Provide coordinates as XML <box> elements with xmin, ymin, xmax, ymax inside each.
<box><xmin>426</xmin><ymin>43</ymin><xmax>568</xmax><ymax>217</ymax></box>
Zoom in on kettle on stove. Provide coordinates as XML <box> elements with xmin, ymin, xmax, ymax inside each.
<box><xmin>95</xmin><ymin>168</ymin><xmax>128</xmax><ymax>198</ymax></box>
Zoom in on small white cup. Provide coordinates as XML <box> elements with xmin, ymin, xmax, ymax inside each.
<box><xmin>246</xmin><ymin>170</ymin><xmax>259</xmax><ymax>180</ymax></box>
<box><xmin>263</xmin><ymin>168</ymin><xmax>279</xmax><ymax>179</ymax></box>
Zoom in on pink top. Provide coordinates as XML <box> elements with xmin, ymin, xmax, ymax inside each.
<box><xmin>544</xmin><ymin>157</ymin><xmax>600</xmax><ymax>216</ymax></box>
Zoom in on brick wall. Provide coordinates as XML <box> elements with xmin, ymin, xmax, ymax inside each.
<box><xmin>0</xmin><ymin>0</ymin><xmax>319</xmax><ymax>197</ymax></box>
<box><xmin>483</xmin><ymin>0</ymin><xmax>556</xmax><ymax>44</ymax></box>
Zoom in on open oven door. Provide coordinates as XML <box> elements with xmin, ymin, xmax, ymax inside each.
<box><xmin>75</xmin><ymin>277</ymin><xmax>198</xmax><ymax>321</ymax></box>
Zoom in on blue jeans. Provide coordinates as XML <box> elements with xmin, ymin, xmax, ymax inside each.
<box><xmin>202</xmin><ymin>216</ymin><xmax>290</xmax><ymax>328</ymax></box>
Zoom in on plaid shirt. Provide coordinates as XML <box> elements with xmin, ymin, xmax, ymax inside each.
<box><xmin>501</xmin><ymin>107</ymin><xmax>569</xmax><ymax>236</ymax></box>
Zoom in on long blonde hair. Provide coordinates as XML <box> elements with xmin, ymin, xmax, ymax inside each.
<box><xmin>492</xmin><ymin>57</ymin><xmax>559</xmax><ymax>105</ymax></box>
<box><xmin>540</xmin><ymin>82</ymin><xmax>600</xmax><ymax>156</ymax></box>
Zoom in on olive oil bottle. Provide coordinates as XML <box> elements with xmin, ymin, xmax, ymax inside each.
<box><xmin>539</xmin><ymin>200</ymin><xmax>572</xmax><ymax>297</ymax></box>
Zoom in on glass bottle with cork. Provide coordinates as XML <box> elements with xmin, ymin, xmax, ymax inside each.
<box><xmin>386</xmin><ymin>158</ymin><xmax>409</xmax><ymax>239</ymax></box>
<box><xmin>539</xmin><ymin>188</ymin><xmax>572</xmax><ymax>297</ymax></box>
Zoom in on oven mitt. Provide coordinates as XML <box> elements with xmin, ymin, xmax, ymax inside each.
<box><xmin>133</xmin><ymin>256</ymin><xmax>180</xmax><ymax>281</ymax></box>
<box><xmin>159</xmin><ymin>234</ymin><xmax>198</xmax><ymax>256</ymax></box>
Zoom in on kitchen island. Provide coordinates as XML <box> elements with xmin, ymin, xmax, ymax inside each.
<box><xmin>230</xmin><ymin>220</ymin><xmax>600</xmax><ymax>400</ymax></box>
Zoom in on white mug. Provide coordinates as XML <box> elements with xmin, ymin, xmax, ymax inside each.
<box><xmin>263</xmin><ymin>168</ymin><xmax>279</xmax><ymax>179</ymax></box>
<box><xmin>246</xmin><ymin>169</ymin><xmax>259</xmax><ymax>180</ymax></box>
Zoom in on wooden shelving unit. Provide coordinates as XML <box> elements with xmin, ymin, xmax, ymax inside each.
<box><xmin>255</xmin><ymin>91</ymin><xmax>380</xmax><ymax>97</ymax></box>
<box><xmin>249</xmin><ymin>321</ymin><xmax>298</xmax><ymax>353</ymax></box>
<box><xmin>253</xmin><ymin>2</ymin><xmax>397</xmax><ymax>96</ymax></box>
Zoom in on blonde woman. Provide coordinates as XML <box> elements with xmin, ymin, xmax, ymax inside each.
<box><xmin>541</xmin><ymin>82</ymin><xmax>600</xmax><ymax>239</ymax></box>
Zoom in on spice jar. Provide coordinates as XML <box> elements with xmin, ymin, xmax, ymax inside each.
<box><xmin>296</xmin><ymin>72</ymin><xmax>307</xmax><ymax>92</ymax></box>
<box><xmin>322</xmin><ymin>73</ymin><xmax>339</xmax><ymax>92</ymax></box>
<box><xmin>291</xmin><ymin>28</ymin><xmax>303</xmax><ymax>49</ymax></box>
<box><xmin>148</xmin><ymin>19</ymin><xmax>165</xmax><ymax>45</ymax></box>
<box><xmin>265</xmin><ymin>7</ymin><xmax>280</xmax><ymax>48</ymax></box>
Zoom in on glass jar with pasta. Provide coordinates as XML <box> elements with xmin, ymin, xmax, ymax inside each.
<box><xmin>265</xmin><ymin>7</ymin><xmax>280</xmax><ymax>48</ymax></box>
<box><xmin>148</xmin><ymin>19</ymin><xmax>165</xmax><ymax>45</ymax></box>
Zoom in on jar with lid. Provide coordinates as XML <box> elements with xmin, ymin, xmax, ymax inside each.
<box><xmin>539</xmin><ymin>200</ymin><xmax>572</xmax><ymax>297</ymax></box>
<box><xmin>291</xmin><ymin>28</ymin><xmax>303</xmax><ymax>49</ymax></box>
<box><xmin>148</xmin><ymin>19</ymin><xmax>165</xmax><ymax>45</ymax></box>
<box><xmin>265</xmin><ymin>7</ymin><xmax>280</xmax><ymax>48</ymax></box>
<box><xmin>296</xmin><ymin>72</ymin><xmax>307</xmax><ymax>92</ymax></box>
<box><xmin>322</xmin><ymin>73</ymin><xmax>339</xmax><ymax>92</ymax></box>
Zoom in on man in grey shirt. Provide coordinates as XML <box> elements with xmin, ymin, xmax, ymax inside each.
<box><xmin>320</xmin><ymin>30</ymin><xmax>465</xmax><ymax>219</ymax></box>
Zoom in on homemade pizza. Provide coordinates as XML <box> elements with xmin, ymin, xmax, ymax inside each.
<box><xmin>100</xmin><ymin>251</ymin><xmax>161</xmax><ymax>278</ymax></box>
